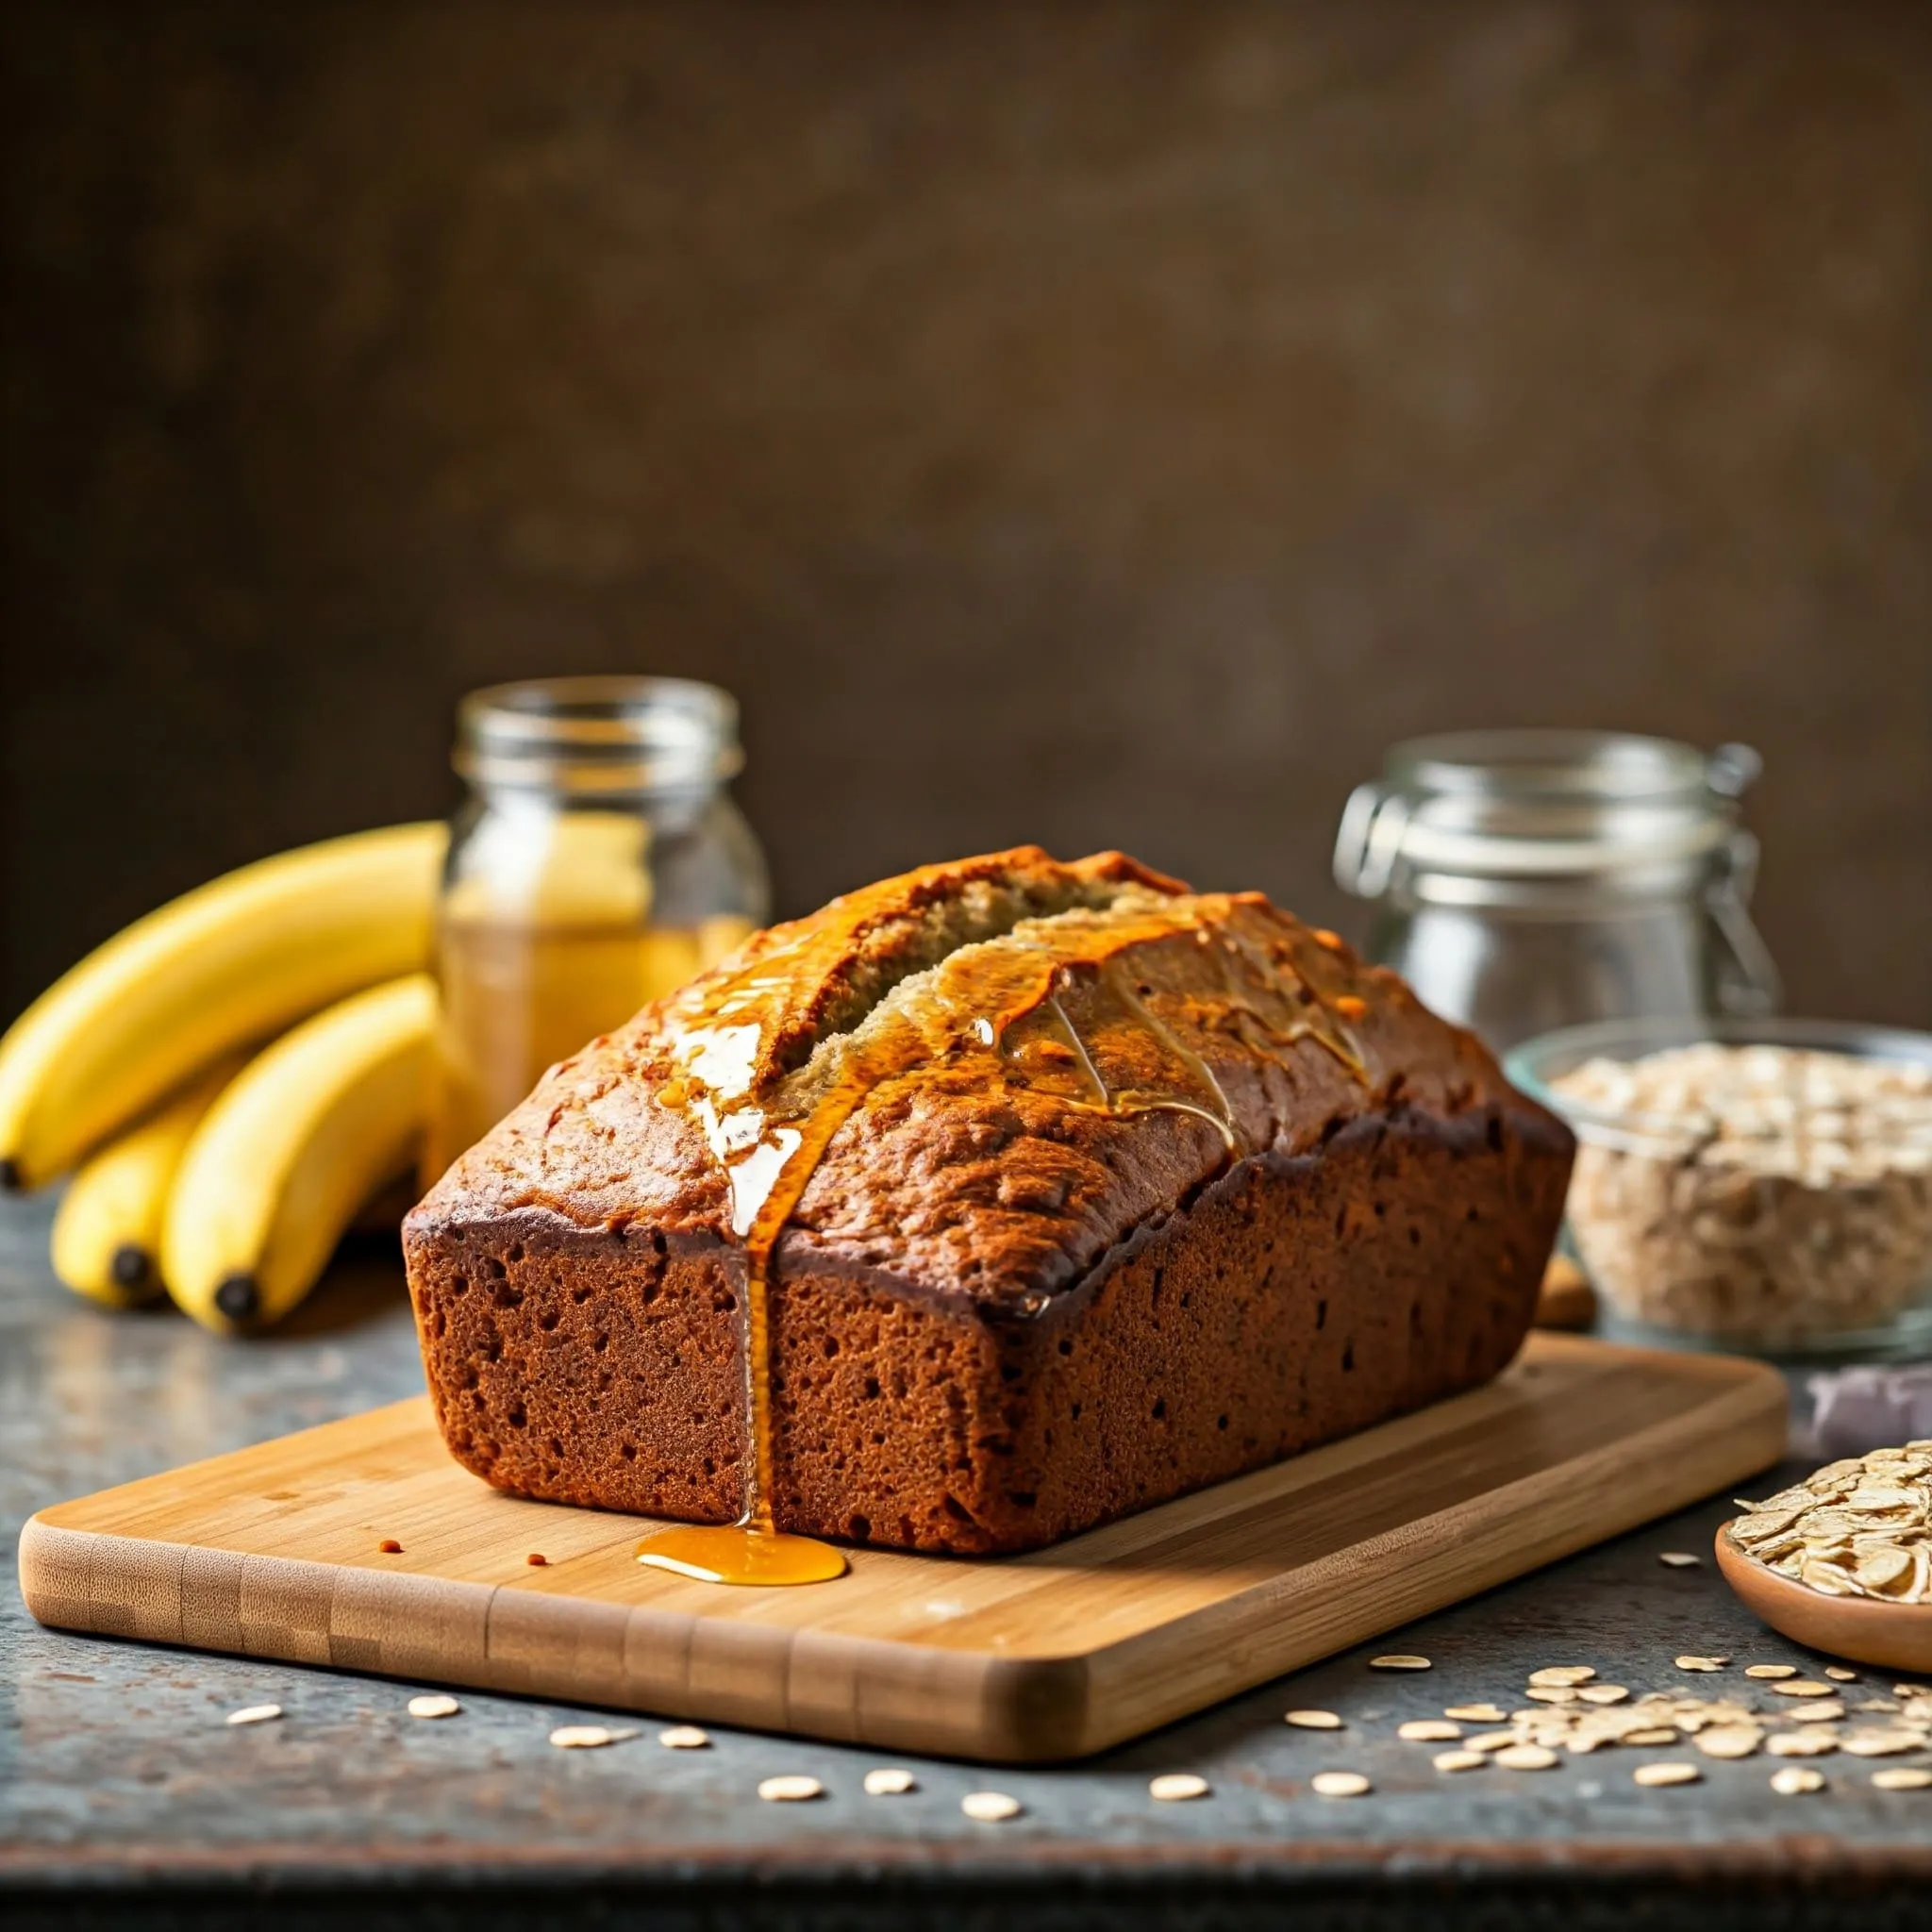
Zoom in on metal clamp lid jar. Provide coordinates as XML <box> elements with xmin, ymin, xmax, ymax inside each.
<box><xmin>1333</xmin><ymin>730</ymin><xmax>1781</xmax><ymax>1051</ymax></box>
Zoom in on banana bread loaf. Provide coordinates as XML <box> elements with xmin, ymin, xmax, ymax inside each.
<box><xmin>403</xmin><ymin>847</ymin><xmax>1573</xmax><ymax>1555</ymax></box>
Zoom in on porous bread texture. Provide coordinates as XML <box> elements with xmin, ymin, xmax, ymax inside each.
<box><xmin>405</xmin><ymin>846</ymin><xmax>1574</xmax><ymax>1554</ymax></box>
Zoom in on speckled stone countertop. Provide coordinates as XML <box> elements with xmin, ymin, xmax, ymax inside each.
<box><xmin>2</xmin><ymin>1194</ymin><xmax>1927</xmax><ymax>1929</ymax></box>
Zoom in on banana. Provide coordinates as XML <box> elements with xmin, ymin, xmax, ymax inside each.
<box><xmin>0</xmin><ymin>824</ymin><xmax>444</xmax><ymax>1191</ymax></box>
<box><xmin>163</xmin><ymin>974</ymin><xmax>436</xmax><ymax>1332</ymax></box>
<box><xmin>49</xmin><ymin>1059</ymin><xmax>242</xmax><ymax>1307</ymax></box>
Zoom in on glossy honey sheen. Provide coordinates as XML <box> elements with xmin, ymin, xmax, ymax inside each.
<box><xmin>634</xmin><ymin>1523</ymin><xmax>849</xmax><ymax>1586</ymax></box>
<box><xmin>639</xmin><ymin>893</ymin><xmax>1370</xmax><ymax>1587</ymax></box>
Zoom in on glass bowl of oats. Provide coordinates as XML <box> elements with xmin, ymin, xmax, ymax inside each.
<box><xmin>1507</xmin><ymin>1018</ymin><xmax>1932</xmax><ymax>1359</ymax></box>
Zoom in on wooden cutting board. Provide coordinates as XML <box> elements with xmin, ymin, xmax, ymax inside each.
<box><xmin>19</xmin><ymin>1332</ymin><xmax>1784</xmax><ymax>1763</ymax></box>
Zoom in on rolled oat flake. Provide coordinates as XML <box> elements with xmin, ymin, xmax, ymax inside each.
<box><xmin>407</xmin><ymin>1694</ymin><xmax>460</xmax><ymax>1720</ymax></box>
<box><xmin>863</xmin><ymin>1768</ymin><xmax>917</xmax><ymax>1795</ymax></box>
<box><xmin>758</xmin><ymin>1775</ymin><xmax>824</xmax><ymax>1803</ymax></box>
<box><xmin>1149</xmin><ymin>1773</ymin><xmax>1210</xmax><ymax>1802</ymax></box>
<box><xmin>1766</xmin><ymin>1730</ymin><xmax>1838</xmax><ymax>1757</ymax></box>
<box><xmin>1369</xmin><ymin>1655</ymin><xmax>1432</xmax><ymax>1672</ymax></box>
<box><xmin>1285</xmin><ymin>1709</ymin><xmax>1345</xmax><ymax>1729</ymax></box>
<box><xmin>1840</xmin><ymin>1730</ymin><xmax>1922</xmax><ymax>1757</ymax></box>
<box><xmin>962</xmin><ymin>1790</ymin><xmax>1023</xmax><ymax>1822</ymax></box>
<box><xmin>225</xmin><ymin>1704</ymin><xmax>282</xmax><ymax>1727</ymax></box>
<box><xmin>1692</xmin><ymin>1726</ymin><xmax>1759</xmax><ymax>1759</ymax></box>
<box><xmin>1772</xmin><ymin>1766</ymin><xmax>1826</xmax><ymax>1795</ymax></box>
<box><xmin>1634</xmin><ymin>1761</ymin><xmax>1701</xmax><ymax>1788</ymax></box>
<box><xmin>1871</xmin><ymin>1767</ymin><xmax>1932</xmax><ymax>1791</ymax></box>
<box><xmin>1310</xmin><ymin>1771</ymin><xmax>1372</xmax><ymax>1797</ymax></box>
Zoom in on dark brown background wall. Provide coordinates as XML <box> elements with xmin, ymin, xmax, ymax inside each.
<box><xmin>3</xmin><ymin>0</ymin><xmax>1928</xmax><ymax>1025</ymax></box>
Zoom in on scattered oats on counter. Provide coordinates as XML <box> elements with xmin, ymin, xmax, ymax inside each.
<box><xmin>1658</xmin><ymin>1552</ymin><xmax>1703</xmax><ymax>1569</ymax></box>
<box><xmin>863</xmin><ymin>1768</ymin><xmax>917</xmax><ymax>1796</ymax></box>
<box><xmin>1273</xmin><ymin>1645</ymin><xmax>1931</xmax><ymax>1798</ymax></box>
<box><xmin>658</xmin><ymin>1725</ymin><xmax>710</xmax><ymax>1750</ymax></box>
<box><xmin>1772</xmin><ymin>1766</ymin><xmax>1826</xmax><ymax>1795</ymax></box>
<box><xmin>1369</xmin><ymin>1655</ymin><xmax>1432</xmax><ymax>1672</ymax></box>
<box><xmin>1429</xmin><ymin>1665</ymin><xmax>1922</xmax><ymax>1766</ymax></box>
<box><xmin>407</xmin><ymin>1694</ymin><xmax>460</xmax><ymax>1720</ymax></box>
<box><xmin>225</xmin><ymin>1704</ymin><xmax>282</xmax><ymax>1726</ymax></box>
<box><xmin>1726</xmin><ymin>1444</ymin><xmax>1932</xmax><ymax>1604</ymax></box>
<box><xmin>1871</xmin><ymin>1767</ymin><xmax>1932</xmax><ymax>1791</ymax></box>
<box><xmin>1285</xmin><ymin>1709</ymin><xmax>1345</xmax><ymax>1729</ymax></box>
<box><xmin>1552</xmin><ymin>1043</ymin><xmax>1932</xmax><ymax>1344</ymax></box>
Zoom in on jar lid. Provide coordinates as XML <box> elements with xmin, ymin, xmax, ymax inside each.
<box><xmin>455</xmin><ymin>676</ymin><xmax>744</xmax><ymax>795</ymax></box>
<box><xmin>1335</xmin><ymin>730</ymin><xmax>1758</xmax><ymax>899</ymax></box>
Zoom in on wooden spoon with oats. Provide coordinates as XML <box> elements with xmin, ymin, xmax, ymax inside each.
<box><xmin>1717</xmin><ymin>1450</ymin><xmax>1932</xmax><ymax>1674</ymax></box>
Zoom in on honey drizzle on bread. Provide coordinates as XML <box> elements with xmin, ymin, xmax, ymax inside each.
<box><xmin>406</xmin><ymin>846</ymin><xmax>1571</xmax><ymax>1562</ymax></box>
<box><xmin>637</xmin><ymin>866</ymin><xmax>1371</xmax><ymax>1583</ymax></box>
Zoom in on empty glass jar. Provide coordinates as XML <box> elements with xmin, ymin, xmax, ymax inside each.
<box><xmin>1332</xmin><ymin>730</ymin><xmax>1781</xmax><ymax>1052</ymax></box>
<box><xmin>423</xmin><ymin>676</ymin><xmax>769</xmax><ymax>1186</ymax></box>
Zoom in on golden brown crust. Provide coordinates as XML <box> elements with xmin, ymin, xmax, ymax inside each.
<box><xmin>404</xmin><ymin>846</ymin><xmax>1574</xmax><ymax>1552</ymax></box>
<box><xmin>410</xmin><ymin>846</ymin><xmax>1540</xmax><ymax>1307</ymax></box>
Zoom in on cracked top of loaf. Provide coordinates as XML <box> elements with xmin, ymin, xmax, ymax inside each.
<box><xmin>408</xmin><ymin>846</ymin><xmax>1562</xmax><ymax>1312</ymax></box>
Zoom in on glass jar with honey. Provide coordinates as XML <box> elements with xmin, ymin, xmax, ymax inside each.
<box><xmin>422</xmin><ymin>676</ymin><xmax>769</xmax><ymax>1187</ymax></box>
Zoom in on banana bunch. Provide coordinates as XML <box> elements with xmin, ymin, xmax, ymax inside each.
<box><xmin>0</xmin><ymin>824</ymin><xmax>446</xmax><ymax>1330</ymax></box>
